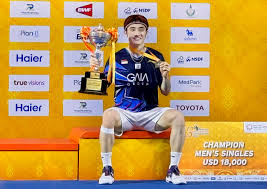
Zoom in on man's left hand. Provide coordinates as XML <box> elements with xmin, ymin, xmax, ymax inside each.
<box><xmin>159</xmin><ymin>61</ymin><xmax>170</xmax><ymax>79</ymax></box>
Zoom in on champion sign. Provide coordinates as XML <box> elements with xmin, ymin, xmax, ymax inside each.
<box><xmin>170</xmin><ymin>100</ymin><xmax>209</xmax><ymax>116</ymax></box>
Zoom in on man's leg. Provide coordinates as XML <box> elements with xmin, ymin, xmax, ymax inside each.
<box><xmin>99</xmin><ymin>108</ymin><xmax>122</xmax><ymax>184</ymax></box>
<box><xmin>156</xmin><ymin>109</ymin><xmax>186</xmax><ymax>184</ymax></box>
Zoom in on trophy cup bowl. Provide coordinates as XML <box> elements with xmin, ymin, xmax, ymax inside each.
<box><xmin>79</xmin><ymin>24</ymin><xmax>111</xmax><ymax>95</ymax></box>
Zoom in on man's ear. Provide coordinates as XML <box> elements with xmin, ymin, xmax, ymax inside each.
<box><xmin>124</xmin><ymin>30</ymin><xmax>127</xmax><ymax>36</ymax></box>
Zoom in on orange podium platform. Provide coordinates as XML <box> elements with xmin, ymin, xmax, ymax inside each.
<box><xmin>71</xmin><ymin>127</ymin><xmax>171</xmax><ymax>180</ymax></box>
<box><xmin>0</xmin><ymin>138</ymin><xmax>78</xmax><ymax>180</ymax></box>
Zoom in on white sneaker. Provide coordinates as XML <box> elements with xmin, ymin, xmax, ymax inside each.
<box><xmin>165</xmin><ymin>165</ymin><xmax>187</xmax><ymax>185</ymax></box>
<box><xmin>98</xmin><ymin>166</ymin><xmax>114</xmax><ymax>184</ymax></box>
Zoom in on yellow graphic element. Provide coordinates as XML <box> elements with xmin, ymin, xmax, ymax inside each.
<box><xmin>0</xmin><ymin>151</ymin><xmax>78</xmax><ymax>180</ymax></box>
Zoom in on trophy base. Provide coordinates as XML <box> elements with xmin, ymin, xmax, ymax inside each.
<box><xmin>79</xmin><ymin>71</ymin><xmax>108</xmax><ymax>95</ymax></box>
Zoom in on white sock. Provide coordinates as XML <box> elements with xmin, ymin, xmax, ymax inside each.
<box><xmin>169</xmin><ymin>152</ymin><xmax>182</xmax><ymax>168</ymax></box>
<box><xmin>101</xmin><ymin>152</ymin><xmax>112</xmax><ymax>167</ymax></box>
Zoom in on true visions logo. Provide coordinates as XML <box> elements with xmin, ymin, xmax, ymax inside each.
<box><xmin>9</xmin><ymin>75</ymin><xmax>49</xmax><ymax>91</ymax></box>
<box><xmin>9</xmin><ymin>50</ymin><xmax>50</xmax><ymax>67</ymax></box>
<box><xmin>9</xmin><ymin>100</ymin><xmax>49</xmax><ymax>116</ymax></box>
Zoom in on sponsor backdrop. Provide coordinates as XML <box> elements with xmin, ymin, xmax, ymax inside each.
<box><xmin>0</xmin><ymin>1</ymin><xmax>266</xmax><ymax>138</ymax></box>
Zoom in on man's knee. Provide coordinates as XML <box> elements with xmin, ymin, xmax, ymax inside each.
<box><xmin>162</xmin><ymin>109</ymin><xmax>185</xmax><ymax>126</ymax></box>
<box><xmin>102</xmin><ymin>109</ymin><xmax>121</xmax><ymax>128</ymax></box>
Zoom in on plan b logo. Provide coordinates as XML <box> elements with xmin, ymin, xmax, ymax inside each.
<box><xmin>76</xmin><ymin>4</ymin><xmax>93</xmax><ymax>17</ymax></box>
<box><xmin>20</xmin><ymin>30</ymin><xmax>39</xmax><ymax>37</ymax></box>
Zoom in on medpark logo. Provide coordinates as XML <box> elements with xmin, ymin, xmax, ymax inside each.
<box><xmin>186</xmin><ymin>4</ymin><xmax>196</xmax><ymax>17</ymax></box>
<box><xmin>75</xmin><ymin>101</ymin><xmax>92</xmax><ymax>113</ymax></box>
<box><xmin>124</xmin><ymin>7</ymin><xmax>151</xmax><ymax>15</ymax></box>
<box><xmin>76</xmin><ymin>4</ymin><xmax>92</xmax><ymax>17</ymax></box>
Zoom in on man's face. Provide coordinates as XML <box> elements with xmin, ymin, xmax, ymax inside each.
<box><xmin>125</xmin><ymin>23</ymin><xmax>147</xmax><ymax>46</ymax></box>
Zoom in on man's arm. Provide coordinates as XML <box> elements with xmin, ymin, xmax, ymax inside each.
<box><xmin>159</xmin><ymin>61</ymin><xmax>171</xmax><ymax>96</ymax></box>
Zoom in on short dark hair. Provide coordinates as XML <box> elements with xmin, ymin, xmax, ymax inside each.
<box><xmin>124</xmin><ymin>14</ymin><xmax>149</xmax><ymax>31</ymax></box>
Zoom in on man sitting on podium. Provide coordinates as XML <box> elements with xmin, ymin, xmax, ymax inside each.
<box><xmin>90</xmin><ymin>14</ymin><xmax>186</xmax><ymax>185</ymax></box>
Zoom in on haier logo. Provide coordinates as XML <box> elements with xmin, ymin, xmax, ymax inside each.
<box><xmin>63</xmin><ymin>75</ymin><xmax>83</xmax><ymax>92</ymax></box>
<box><xmin>127</xmin><ymin>73</ymin><xmax>149</xmax><ymax>86</ymax></box>
<box><xmin>9</xmin><ymin>100</ymin><xmax>49</xmax><ymax>116</ymax></box>
<box><xmin>170</xmin><ymin>100</ymin><xmax>209</xmax><ymax>116</ymax></box>
<box><xmin>171</xmin><ymin>76</ymin><xmax>209</xmax><ymax>92</ymax></box>
<box><xmin>9</xmin><ymin>75</ymin><xmax>49</xmax><ymax>91</ymax></box>
<box><xmin>9</xmin><ymin>50</ymin><xmax>50</xmax><ymax>67</ymax></box>
<box><xmin>118</xmin><ymin>2</ymin><xmax>157</xmax><ymax>19</ymax></box>
<box><xmin>76</xmin><ymin>4</ymin><xmax>93</xmax><ymax>16</ymax></box>
<box><xmin>10</xmin><ymin>26</ymin><xmax>50</xmax><ymax>42</ymax></box>
<box><xmin>10</xmin><ymin>1</ymin><xmax>50</xmax><ymax>18</ymax></box>
<box><xmin>64</xmin><ymin>2</ymin><xmax>104</xmax><ymax>18</ymax></box>
<box><xmin>171</xmin><ymin>51</ymin><xmax>209</xmax><ymax>68</ymax></box>
<box><xmin>63</xmin><ymin>100</ymin><xmax>103</xmax><ymax>116</ymax></box>
<box><xmin>16</xmin><ymin>53</ymin><xmax>43</xmax><ymax>62</ymax></box>
<box><xmin>171</xmin><ymin>27</ymin><xmax>210</xmax><ymax>44</ymax></box>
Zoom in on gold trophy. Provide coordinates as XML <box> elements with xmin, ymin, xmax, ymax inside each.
<box><xmin>79</xmin><ymin>24</ymin><xmax>117</xmax><ymax>95</ymax></box>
